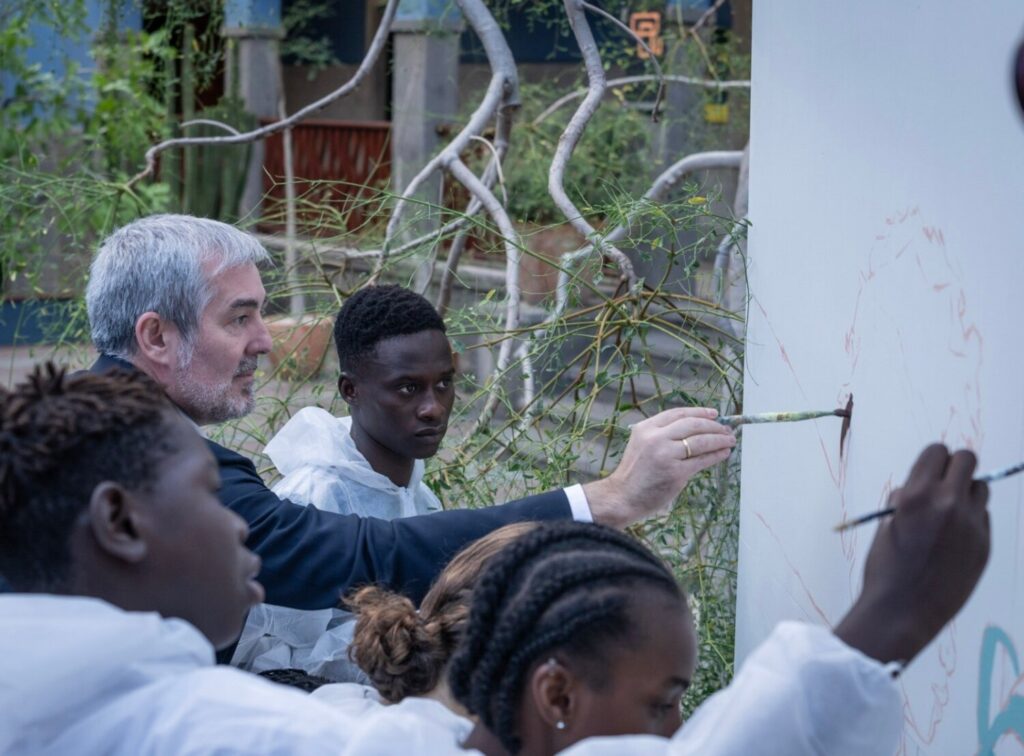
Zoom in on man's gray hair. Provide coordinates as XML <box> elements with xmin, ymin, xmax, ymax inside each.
<box><xmin>86</xmin><ymin>214</ymin><xmax>271</xmax><ymax>359</ymax></box>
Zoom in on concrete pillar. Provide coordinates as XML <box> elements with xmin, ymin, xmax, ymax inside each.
<box><xmin>391</xmin><ymin>1</ymin><xmax>463</xmax><ymax>288</ymax></box>
<box><xmin>224</xmin><ymin>0</ymin><xmax>283</xmax><ymax>218</ymax></box>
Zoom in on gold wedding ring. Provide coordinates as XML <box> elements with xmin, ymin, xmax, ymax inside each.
<box><xmin>682</xmin><ymin>437</ymin><xmax>692</xmax><ymax>460</ymax></box>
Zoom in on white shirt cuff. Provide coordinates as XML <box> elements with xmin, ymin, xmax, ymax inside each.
<box><xmin>564</xmin><ymin>484</ymin><xmax>594</xmax><ymax>523</ymax></box>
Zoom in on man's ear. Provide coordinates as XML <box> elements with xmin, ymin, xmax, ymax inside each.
<box><xmin>529</xmin><ymin>658</ymin><xmax>576</xmax><ymax>731</ymax></box>
<box><xmin>87</xmin><ymin>482</ymin><xmax>147</xmax><ymax>564</ymax></box>
<box><xmin>134</xmin><ymin>311</ymin><xmax>179</xmax><ymax>370</ymax></box>
<box><xmin>339</xmin><ymin>372</ymin><xmax>357</xmax><ymax>406</ymax></box>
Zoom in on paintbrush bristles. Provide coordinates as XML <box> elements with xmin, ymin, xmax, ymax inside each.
<box><xmin>719</xmin><ymin>409</ymin><xmax>847</xmax><ymax>428</ymax></box>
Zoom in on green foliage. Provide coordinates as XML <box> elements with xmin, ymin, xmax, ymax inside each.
<box><xmin>88</xmin><ymin>27</ymin><xmax>174</xmax><ymax>177</ymax></box>
<box><xmin>281</xmin><ymin>0</ymin><xmax>339</xmax><ymax>74</ymax></box>
<box><xmin>484</xmin><ymin>81</ymin><xmax>653</xmax><ymax>224</ymax></box>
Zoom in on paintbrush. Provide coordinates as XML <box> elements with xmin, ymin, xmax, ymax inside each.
<box><xmin>833</xmin><ymin>460</ymin><xmax>1024</xmax><ymax>532</ymax></box>
<box><xmin>718</xmin><ymin>407</ymin><xmax>851</xmax><ymax>428</ymax></box>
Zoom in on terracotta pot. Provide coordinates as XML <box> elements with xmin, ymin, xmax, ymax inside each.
<box><xmin>266</xmin><ymin>315</ymin><xmax>333</xmax><ymax>381</ymax></box>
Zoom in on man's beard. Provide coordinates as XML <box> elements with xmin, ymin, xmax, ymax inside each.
<box><xmin>175</xmin><ymin>355</ymin><xmax>259</xmax><ymax>425</ymax></box>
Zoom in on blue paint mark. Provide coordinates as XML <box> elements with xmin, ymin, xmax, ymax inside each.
<box><xmin>977</xmin><ymin>625</ymin><xmax>1024</xmax><ymax>754</ymax></box>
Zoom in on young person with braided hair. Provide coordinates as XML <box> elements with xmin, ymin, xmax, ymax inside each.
<box><xmin>340</xmin><ymin>444</ymin><xmax>990</xmax><ymax>756</ymax></box>
<box><xmin>0</xmin><ymin>365</ymin><xmax>365</xmax><ymax>754</ymax></box>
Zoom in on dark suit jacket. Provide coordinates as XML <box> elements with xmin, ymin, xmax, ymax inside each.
<box><xmin>90</xmin><ymin>355</ymin><xmax>572</xmax><ymax>608</ymax></box>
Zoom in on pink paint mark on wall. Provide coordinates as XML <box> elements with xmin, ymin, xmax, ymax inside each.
<box><xmin>755</xmin><ymin>512</ymin><xmax>832</xmax><ymax>626</ymax></box>
<box><xmin>900</xmin><ymin>622</ymin><xmax>957</xmax><ymax>747</ymax></box>
<box><xmin>750</xmin><ymin>205</ymin><xmax>983</xmax><ymax>751</ymax></box>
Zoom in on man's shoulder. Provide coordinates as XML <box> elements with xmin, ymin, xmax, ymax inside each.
<box><xmin>205</xmin><ymin>438</ymin><xmax>264</xmax><ymax>486</ymax></box>
<box><xmin>206</xmin><ymin>437</ymin><xmax>249</xmax><ymax>463</ymax></box>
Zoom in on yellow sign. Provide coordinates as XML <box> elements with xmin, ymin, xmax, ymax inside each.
<box><xmin>704</xmin><ymin>102</ymin><xmax>729</xmax><ymax>124</ymax></box>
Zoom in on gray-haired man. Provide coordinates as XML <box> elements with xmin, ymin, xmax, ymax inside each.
<box><xmin>84</xmin><ymin>214</ymin><xmax>736</xmax><ymax>612</ymax></box>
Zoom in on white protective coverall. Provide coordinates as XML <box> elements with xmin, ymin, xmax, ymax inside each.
<box><xmin>231</xmin><ymin>407</ymin><xmax>442</xmax><ymax>680</ymax></box>
<box><xmin>0</xmin><ymin>595</ymin><xmax>902</xmax><ymax>755</ymax></box>
<box><xmin>0</xmin><ymin>598</ymin><xmax>901</xmax><ymax>749</ymax></box>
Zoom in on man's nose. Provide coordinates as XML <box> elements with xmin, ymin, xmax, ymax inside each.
<box><xmin>250</xmin><ymin>313</ymin><xmax>273</xmax><ymax>355</ymax></box>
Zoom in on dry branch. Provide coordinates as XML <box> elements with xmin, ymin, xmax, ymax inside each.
<box><xmin>373</xmin><ymin>0</ymin><xmax>521</xmax><ymax>283</ymax></box>
<box><xmin>549</xmin><ymin>0</ymin><xmax>637</xmax><ymax>290</ymax></box>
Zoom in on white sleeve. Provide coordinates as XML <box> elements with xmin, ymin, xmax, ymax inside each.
<box><xmin>564</xmin><ymin>484</ymin><xmax>594</xmax><ymax>523</ymax></box>
<box><xmin>559</xmin><ymin>622</ymin><xmax>903</xmax><ymax>756</ymax></box>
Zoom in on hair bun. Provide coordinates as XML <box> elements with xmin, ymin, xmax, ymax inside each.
<box><xmin>347</xmin><ymin>585</ymin><xmax>448</xmax><ymax>703</ymax></box>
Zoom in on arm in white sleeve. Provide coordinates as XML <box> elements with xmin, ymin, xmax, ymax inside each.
<box><xmin>560</xmin><ymin>621</ymin><xmax>903</xmax><ymax>756</ymax></box>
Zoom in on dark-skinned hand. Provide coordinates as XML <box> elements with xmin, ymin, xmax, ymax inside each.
<box><xmin>835</xmin><ymin>444</ymin><xmax>991</xmax><ymax>665</ymax></box>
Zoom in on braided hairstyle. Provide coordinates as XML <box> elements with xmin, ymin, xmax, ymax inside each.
<box><xmin>333</xmin><ymin>285</ymin><xmax>447</xmax><ymax>373</ymax></box>
<box><xmin>0</xmin><ymin>363</ymin><xmax>176</xmax><ymax>590</ymax></box>
<box><xmin>346</xmin><ymin>521</ymin><xmax>537</xmax><ymax>703</ymax></box>
<box><xmin>448</xmin><ymin>521</ymin><xmax>685</xmax><ymax>754</ymax></box>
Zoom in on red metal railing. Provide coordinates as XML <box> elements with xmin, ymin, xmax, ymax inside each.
<box><xmin>261</xmin><ymin>119</ymin><xmax>391</xmax><ymax>234</ymax></box>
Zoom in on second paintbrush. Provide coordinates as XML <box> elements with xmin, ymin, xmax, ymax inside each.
<box><xmin>833</xmin><ymin>460</ymin><xmax>1024</xmax><ymax>532</ymax></box>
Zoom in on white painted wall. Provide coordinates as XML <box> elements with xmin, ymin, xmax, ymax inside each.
<box><xmin>738</xmin><ymin>3</ymin><xmax>1024</xmax><ymax>753</ymax></box>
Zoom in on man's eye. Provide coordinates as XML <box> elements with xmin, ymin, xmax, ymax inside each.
<box><xmin>397</xmin><ymin>385</ymin><xmax>416</xmax><ymax>396</ymax></box>
<box><xmin>438</xmin><ymin>379</ymin><xmax>452</xmax><ymax>390</ymax></box>
<box><xmin>236</xmin><ymin>315</ymin><xmax>249</xmax><ymax>326</ymax></box>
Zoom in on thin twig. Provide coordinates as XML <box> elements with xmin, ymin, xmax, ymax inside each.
<box><xmin>468</xmin><ymin>135</ymin><xmax>508</xmax><ymax>206</ymax></box>
<box><xmin>691</xmin><ymin>0</ymin><xmax>729</xmax><ymax>34</ymax></box>
<box><xmin>179</xmin><ymin>118</ymin><xmax>241</xmax><ymax>135</ymax></box>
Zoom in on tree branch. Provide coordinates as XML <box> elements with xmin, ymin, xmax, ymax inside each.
<box><xmin>373</xmin><ymin>0</ymin><xmax>521</xmax><ymax>281</ymax></box>
<box><xmin>179</xmin><ymin>118</ymin><xmax>241</xmax><ymax>135</ymax></box>
<box><xmin>549</xmin><ymin>0</ymin><xmax>637</xmax><ymax>290</ymax></box>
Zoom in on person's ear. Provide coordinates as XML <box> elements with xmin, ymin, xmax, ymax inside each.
<box><xmin>339</xmin><ymin>372</ymin><xmax>357</xmax><ymax>406</ymax></box>
<box><xmin>529</xmin><ymin>657</ymin><xmax>576</xmax><ymax>733</ymax></box>
<box><xmin>87</xmin><ymin>482</ymin><xmax>148</xmax><ymax>563</ymax></box>
<box><xmin>134</xmin><ymin>311</ymin><xmax>179</xmax><ymax>370</ymax></box>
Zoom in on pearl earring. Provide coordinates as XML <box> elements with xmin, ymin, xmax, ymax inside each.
<box><xmin>556</xmin><ymin>720</ymin><xmax>566</xmax><ymax>730</ymax></box>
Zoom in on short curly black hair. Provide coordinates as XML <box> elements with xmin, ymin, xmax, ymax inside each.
<box><xmin>0</xmin><ymin>364</ymin><xmax>178</xmax><ymax>591</ymax></box>
<box><xmin>447</xmin><ymin>521</ymin><xmax>686</xmax><ymax>753</ymax></box>
<box><xmin>333</xmin><ymin>285</ymin><xmax>447</xmax><ymax>373</ymax></box>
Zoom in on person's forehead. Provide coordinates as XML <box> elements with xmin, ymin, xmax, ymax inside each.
<box><xmin>202</xmin><ymin>260</ymin><xmax>266</xmax><ymax>303</ymax></box>
<box><xmin>366</xmin><ymin>330</ymin><xmax>453</xmax><ymax>370</ymax></box>
<box><xmin>607</xmin><ymin>592</ymin><xmax>694</xmax><ymax>682</ymax></box>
